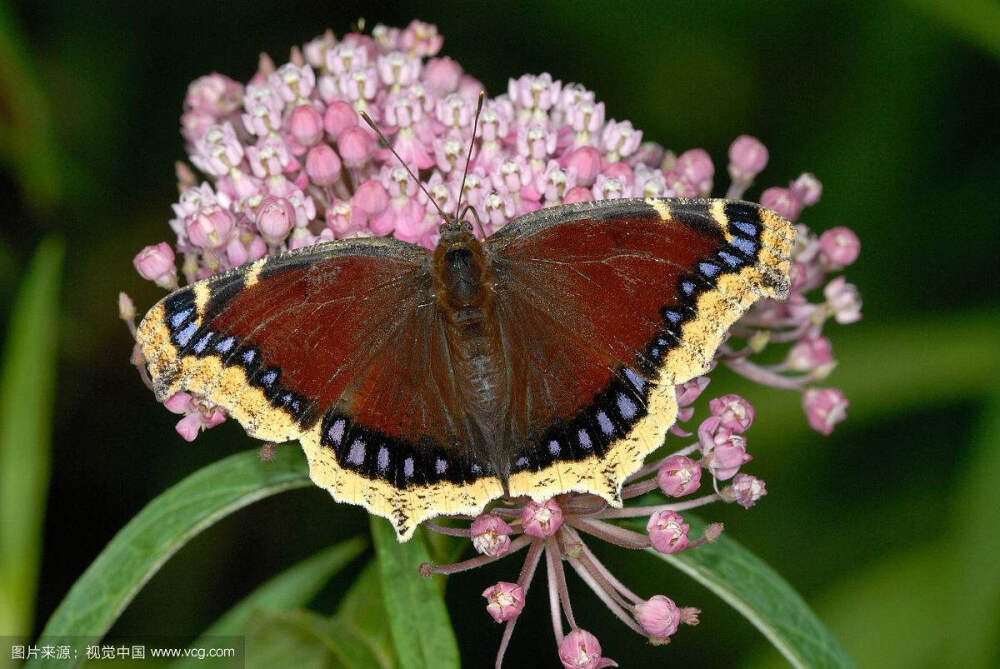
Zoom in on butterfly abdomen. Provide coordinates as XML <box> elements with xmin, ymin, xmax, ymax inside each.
<box><xmin>433</xmin><ymin>226</ymin><xmax>513</xmax><ymax>476</ymax></box>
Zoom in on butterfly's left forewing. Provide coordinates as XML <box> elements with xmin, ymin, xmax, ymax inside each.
<box><xmin>137</xmin><ymin>238</ymin><xmax>504</xmax><ymax>540</ymax></box>
<box><xmin>486</xmin><ymin>198</ymin><xmax>794</xmax><ymax>504</ymax></box>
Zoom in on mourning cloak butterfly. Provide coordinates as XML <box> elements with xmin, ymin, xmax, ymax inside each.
<box><xmin>137</xmin><ymin>191</ymin><xmax>793</xmax><ymax>539</ymax></box>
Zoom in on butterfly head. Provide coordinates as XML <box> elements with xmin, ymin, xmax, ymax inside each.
<box><xmin>437</xmin><ymin>216</ymin><xmax>475</xmax><ymax>242</ymax></box>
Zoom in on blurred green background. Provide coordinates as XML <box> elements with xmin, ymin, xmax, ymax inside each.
<box><xmin>1</xmin><ymin>0</ymin><xmax>998</xmax><ymax>667</ymax></box>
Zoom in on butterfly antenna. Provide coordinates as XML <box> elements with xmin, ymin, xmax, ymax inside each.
<box><xmin>462</xmin><ymin>204</ymin><xmax>488</xmax><ymax>239</ymax></box>
<box><xmin>453</xmin><ymin>90</ymin><xmax>486</xmax><ymax>221</ymax></box>
<box><xmin>359</xmin><ymin>110</ymin><xmax>448</xmax><ymax>221</ymax></box>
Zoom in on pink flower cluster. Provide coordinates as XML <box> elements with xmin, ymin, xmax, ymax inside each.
<box><xmin>122</xmin><ymin>20</ymin><xmax>865</xmax><ymax>667</ymax></box>
<box><xmin>425</xmin><ymin>383</ymin><xmax>768</xmax><ymax>668</ymax></box>
<box><xmin>129</xmin><ymin>20</ymin><xmax>860</xmax><ymax>442</ymax></box>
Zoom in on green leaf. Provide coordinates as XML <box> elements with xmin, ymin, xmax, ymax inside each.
<box><xmin>170</xmin><ymin>537</ymin><xmax>368</xmax><ymax>669</ymax></box>
<box><xmin>29</xmin><ymin>447</ymin><xmax>311</xmax><ymax>669</ymax></box>
<box><xmin>904</xmin><ymin>0</ymin><xmax>1000</xmax><ymax>60</ymax></box>
<box><xmin>946</xmin><ymin>384</ymin><xmax>1000</xmax><ymax>666</ymax></box>
<box><xmin>370</xmin><ymin>519</ymin><xmax>460</xmax><ymax>669</ymax></box>
<box><xmin>0</xmin><ymin>238</ymin><xmax>63</xmax><ymax>637</ymax></box>
<box><xmin>639</xmin><ymin>515</ymin><xmax>853</xmax><ymax>669</ymax></box>
<box><xmin>0</xmin><ymin>5</ymin><xmax>64</xmax><ymax>210</ymax></box>
<box><xmin>788</xmin><ymin>545</ymin><xmax>948</xmax><ymax>669</ymax></box>
<box><xmin>244</xmin><ymin>609</ymin><xmax>383</xmax><ymax>669</ymax></box>
<box><xmin>335</xmin><ymin>561</ymin><xmax>396</xmax><ymax>668</ymax></box>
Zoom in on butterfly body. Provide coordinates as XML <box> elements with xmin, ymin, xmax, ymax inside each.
<box><xmin>137</xmin><ymin>198</ymin><xmax>794</xmax><ymax>539</ymax></box>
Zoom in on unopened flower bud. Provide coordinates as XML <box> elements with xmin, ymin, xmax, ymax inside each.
<box><xmin>337</xmin><ymin>125</ymin><xmax>374</xmax><ymax>167</ymax></box>
<box><xmin>133</xmin><ymin>242</ymin><xmax>177</xmax><ymax>289</ymax></box>
<box><xmin>728</xmin><ymin>135</ymin><xmax>768</xmax><ymax>183</ymax></box>
<box><xmin>818</xmin><ymin>226</ymin><xmax>860</xmax><ymax>269</ymax></box>
<box><xmin>186</xmin><ymin>206</ymin><xmax>235</xmax><ymax>249</ymax></box>
<box><xmin>760</xmin><ymin>186</ymin><xmax>803</xmax><ymax>221</ymax></box>
<box><xmin>561</xmin><ymin>146</ymin><xmax>603</xmax><ymax>187</ymax></box>
<box><xmin>305</xmin><ymin>144</ymin><xmax>342</xmax><ymax>186</ymax></box>
<box><xmin>288</xmin><ymin>104</ymin><xmax>324</xmax><ymax>147</ymax></box>
<box><xmin>635</xmin><ymin>595</ymin><xmax>681</xmax><ymax>643</ymax></box>
<box><xmin>256</xmin><ymin>197</ymin><xmax>296</xmax><ymax>244</ymax></box>
<box><xmin>323</xmin><ymin>100</ymin><xmax>358</xmax><ymax>138</ymax></box>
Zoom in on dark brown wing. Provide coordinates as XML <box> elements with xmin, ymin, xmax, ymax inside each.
<box><xmin>485</xmin><ymin>198</ymin><xmax>793</xmax><ymax>503</ymax></box>
<box><xmin>137</xmin><ymin>238</ymin><xmax>502</xmax><ymax>539</ymax></box>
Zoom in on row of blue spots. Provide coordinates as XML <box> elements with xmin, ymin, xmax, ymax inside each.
<box><xmin>320</xmin><ymin>411</ymin><xmax>487</xmax><ymax>486</ymax></box>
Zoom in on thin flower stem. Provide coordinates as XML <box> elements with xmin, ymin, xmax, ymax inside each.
<box><xmin>546</xmin><ymin>544</ymin><xmax>565</xmax><ymax>645</ymax></box>
<box><xmin>726</xmin><ymin>181</ymin><xmax>747</xmax><ymax>200</ymax></box>
<box><xmin>425</xmin><ymin>522</ymin><xmax>471</xmax><ymax>537</ymax></box>
<box><xmin>725</xmin><ymin>356</ymin><xmax>805</xmax><ymax>390</ymax></box>
<box><xmin>495</xmin><ymin>539</ymin><xmax>545</xmax><ymax>669</ymax></box>
<box><xmin>425</xmin><ymin>535</ymin><xmax>531</xmax><ymax>576</ymax></box>
<box><xmin>564</xmin><ymin>527</ymin><xmax>644</xmax><ymax>605</ymax></box>
<box><xmin>546</xmin><ymin>536</ymin><xmax>577</xmax><ymax>629</ymax></box>
<box><xmin>596</xmin><ymin>493</ymin><xmax>721</xmax><ymax>519</ymax></box>
<box><xmin>621</xmin><ymin>477</ymin><xmax>660</xmax><ymax>499</ymax></box>
<box><xmin>565</xmin><ymin>554</ymin><xmax>647</xmax><ymax>636</ymax></box>
<box><xmin>559</xmin><ymin>527</ymin><xmax>634</xmax><ymax>611</ymax></box>
<box><xmin>569</xmin><ymin>517</ymin><xmax>651</xmax><ymax>550</ymax></box>
<box><xmin>628</xmin><ymin>442</ymin><xmax>700</xmax><ymax>480</ymax></box>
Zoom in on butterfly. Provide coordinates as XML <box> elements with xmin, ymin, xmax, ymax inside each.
<box><xmin>136</xmin><ymin>192</ymin><xmax>793</xmax><ymax>540</ymax></box>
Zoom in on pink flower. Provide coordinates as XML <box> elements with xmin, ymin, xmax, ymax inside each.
<box><xmin>647</xmin><ymin>510</ymin><xmax>689</xmax><ymax>554</ymax></box>
<box><xmin>760</xmin><ymin>186</ymin><xmax>803</xmax><ymax>221</ymax></box>
<box><xmin>724</xmin><ymin>473</ymin><xmax>768</xmax><ymax>509</ymax></box>
<box><xmin>305</xmin><ymin>144</ymin><xmax>342</xmax><ymax>187</ymax></box>
<box><xmin>562</xmin><ymin>186</ymin><xmax>593</xmax><ymax>204</ymax></box>
<box><xmin>422</xmin><ymin>56</ymin><xmax>462</xmax><ymax>96</ymax></box>
<box><xmin>133</xmin><ymin>242</ymin><xmax>177</xmax><ymax>289</ymax></box>
<box><xmin>400</xmin><ymin>19</ymin><xmax>443</xmax><ymax>57</ymax></box>
<box><xmin>186</xmin><ymin>206</ymin><xmax>235</xmax><ymax>249</ymax></box>
<box><xmin>819</xmin><ymin>226</ymin><xmax>861</xmax><ymax>269</ymax></box>
<box><xmin>482</xmin><ymin>581</ymin><xmax>524</xmax><ymax>623</ymax></box>
<box><xmin>824</xmin><ymin>276</ymin><xmax>862</xmax><ymax>324</ymax></box>
<box><xmin>131</xmin><ymin>23</ymin><xmax>863</xmax><ymax>669</ymax></box>
<box><xmin>708</xmin><ymin>394</ymin><xmax>755</xmax><ymax>433</ymax></box>
<box><xmin>675</xmin><ymin>148</ymin><xmax>714</xmax><ymax>196</ymax></box>
<box><xmin>288</xmin><ymin>104</ymin><xmax>324</xmax><ymax>147</ymax></box>
<box><xmin>521</xmin><ymin>498</ymin><xmax>563</xmax><ymax>538</ymax></box>
<box><xmin>323</xmin><ymin>100</ymin><xmax>358</xmax><ymax>138</ymax></box>
<box><xmin>657</xmin><ymin>455</ymin><xmax>702</xmax><ymax>497</ymax></box>
<box><xmin>601</xmin><ymin>120</ymin><xmax>642</xmax><ymax>162</ymax></box>
<box><xmin>790</xmin><ymin>172</ymin><xmax>823</xmax><ymax>206</ymax></box>
<box><xmin>350</xmin><ymin>179</ymin><xmax>390</xmax><ymax>230</ymax></box>
<box><xmin>728</xmin><ymin>135</ymin><xmax>769</xmax><ymax>183</ymax></box>
<box><xmin>802</xmin><ymin>388</ymin><xmax>849</xmax><ymax>435</ymax></box>
<box><xmin>163</xmin><ymin>392</ymin><xmax>227</xmax><ymax>441</ymax></box>
<box><xmin>561</xmin><ymin>146</ymin><xmax>603</xmax><ymax>186</ymax></box>
<box><xmin>703</xmin><ymin>438</ymin><xmax>752</xmax><ymax>481</ymax></box>
<box><xmin>255</xmin><ymin>197</ymin><xmax>295</xmax><ymax>244</ymax></box>
<box><xmin>337</xmin><ymin>125</ymin><xmax>375</xmax><ymax>168</ymax></box>
<box><xmin>471</xmin><ymin>514</ymin><xmax>513</xmax><ymax>557</ymax></box>
<box><xmin>787</xmin><ymin>336</ymin><xmax>836</xmax><ymax>376</ymax></box>
<box><xmin>558</xmin><ymin>629</ymin><xmax>617</xmax><ymax>669</ymax></box>
<box><xmin>635</xmin><ymin>596</ymin><xmax>698</xmax><ymax>643</ymax></box>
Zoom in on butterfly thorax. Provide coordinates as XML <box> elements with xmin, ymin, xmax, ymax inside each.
<box><xmin>432</xmin><ymin>223</ymin><xmax>512</xmax><ymax>478</ymax></box>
